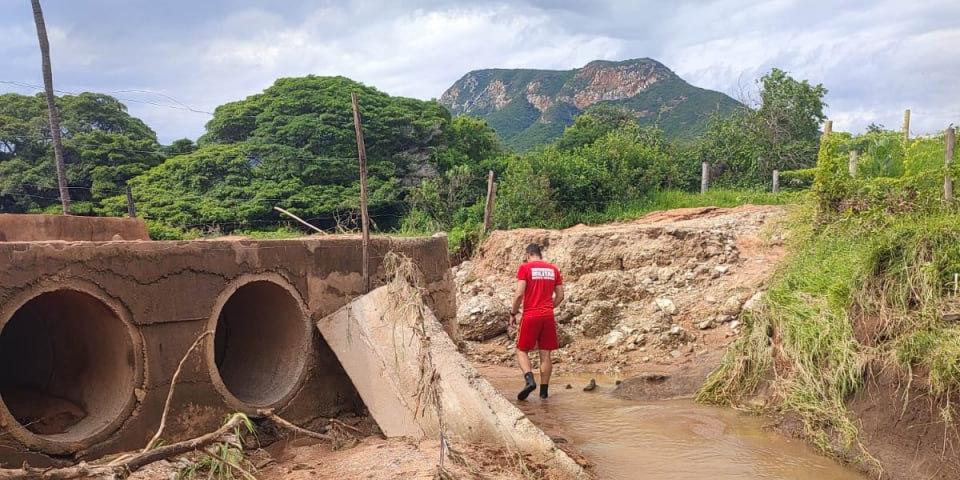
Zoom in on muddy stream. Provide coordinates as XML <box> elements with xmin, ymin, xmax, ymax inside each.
<box><xmin>487</xmin><ymin>372</ymin><xmax>865</xmax><ymax>480</ymax></box>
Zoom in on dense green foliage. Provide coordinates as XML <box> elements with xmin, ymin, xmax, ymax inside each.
<box><xmin>696</xmin><ymin>68</ymin><xmax>828</xmax><ymax>186</ymax></box>
<box><xmin>107</xmin><ymin>76</ymin><xmax>502</xmax><ymax>232</ymax></box>
<box><xmin>2</xmin><ymin>69</ymin><xmax>823</xmax><ymax>246</ymax></box>
<box><xmin>441</xmin><ymin>58</ymin><xmax>742</xmax><ymax>151</ymax></box>
<box><xmin>698</xmin><ymin>124</ymin><xmax>960</xmax><ymax>464</ymax></box>
<box><xmin>814</xmin><ymin>129</ymin><xmax>956</xmax><ymax>215</ymax></box>
<box><xmin>0</xmin><ymin>92</ymin><xmax>161</xmax><ymax>213</ymax></box>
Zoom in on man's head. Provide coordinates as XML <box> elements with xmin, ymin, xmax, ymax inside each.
<box><xmin>525</xmin><ymin>243</ymin><xmax>543</xmax><ymax>261</ymax></box>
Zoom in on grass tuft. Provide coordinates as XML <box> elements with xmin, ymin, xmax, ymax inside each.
<box><xmin>699</xmin><ymin>206</ymin><xmax>960</xmax><ymax>461</ymax></box>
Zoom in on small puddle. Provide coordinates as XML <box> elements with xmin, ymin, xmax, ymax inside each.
<box><xmin>488</xmin><ymin>373</ymin><xmax>866</xmax><ymax>480</ymax></box>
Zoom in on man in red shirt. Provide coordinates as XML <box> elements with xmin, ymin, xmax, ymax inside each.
<box><xmin>510</xmin><ymin>243</ymin><xmax>564</xmax><ymax>400</ymax></box>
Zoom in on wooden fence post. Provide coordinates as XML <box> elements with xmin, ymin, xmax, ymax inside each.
<box><xmin>946</xmin><ymin>126</ymin><xmax>956</xmax><ymax>202</ymax></box>
<box><xmin>351</xmin><ymin>92</ymin><xmax>371</xmax><ymax>293</ymax></box>
<box><xmin>823</xmin><ymin>119</ymin><xmax>833</xmax><ymax>139</ymax></box>
<box><xmin>849</xmin><ymin>151</ymin><xmax>858</xmax><ymax>178</ymax></box>
<box><xmin>772</xmin><ymin>170</ymin><xmax>780</xmax><ymax>193</ymax></box>
<box><xmin>902</xmin><ymin>109</ymin><xmax>911</xmax><ymax>142</ymax></box>
<box><xmin>701</xmin><ymin>162</ymin><xmax>709</xmax><ymax>194</ymax></box>
<box><xmin>125</xmin><ymin>184</ymin><xmax>137</xmax><ymax>218</ymax></box>
<box><xmin>481</xmin><ymin>170</ymin><xmax>495</xmax><ymax>235</ymax></box>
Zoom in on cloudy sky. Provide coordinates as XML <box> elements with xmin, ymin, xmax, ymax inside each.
<box><xmin>1</xmin><ymin>0</ymin><xmax>957</xmax><ymax>143</ymax></box>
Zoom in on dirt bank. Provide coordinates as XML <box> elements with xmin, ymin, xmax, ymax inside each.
<box><xmin>848</xmin><ymin>364</ymin><xmax>960</xmax><ymax>479</ymax></box>
<box><xmin>457</xmin><ymin>205</ymin><xmax>788</xmax><ymax>399</ymax></box>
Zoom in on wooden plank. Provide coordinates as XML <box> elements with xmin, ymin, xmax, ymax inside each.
<box><xmin>482</xmin><ymin>170</ymin><xmax>495</xmax><ymax>235</ymax></box>
<box><xmin>126</xmin><ymin>184</ymin><xmax>137</xmax><ymax>218</ymax></box>
<box><xmin>946</xmin><ymin>126</ymin><xmax>956</xmax><ymax>202</ymax></box>
<box><xmin>352</xmin><ymin>92</ymin><xmax>371</xmax><ymax>293</ymax></box>
<box><xmin>701</xmin><ymin>162</ymin><xmax>710</xmax><ymax>194</ymax></box>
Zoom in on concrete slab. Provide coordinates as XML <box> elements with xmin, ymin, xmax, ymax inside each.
<box><xmin>318</xmin><ymin>283</ymin><xmax>586</xmax><ymax>478</ymax></box>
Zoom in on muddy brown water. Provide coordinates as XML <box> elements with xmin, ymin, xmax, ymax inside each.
<box><xmin>488</xmin><ymin>374</ymin><xmax>866</xmax><ymax>480</ymax></box>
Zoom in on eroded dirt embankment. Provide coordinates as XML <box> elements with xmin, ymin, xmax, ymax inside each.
<box><xmin>456</xmin><ymin>205</ymin><xmax>787</xmax><ymax>398</ymax></box>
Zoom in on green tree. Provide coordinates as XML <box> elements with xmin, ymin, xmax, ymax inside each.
<box><xmin>554</xmin><ymin>105</ymin><xmax>636</xmax><ymax>151</ymax></box>
<box><xmin>0</xmin><ymin>92</ymin><xmax>161</xmax><ymax>213</ymax></box>
<box><xmin>126</xmin><ymin>76</ymin><xmax>501</xmax><ymax>232</ymax></box>
<box><xmin>697</xmin><ymin>68</ymin><xmax>827</xmax><ymax>185</ymax></box>
<box><xmin>754</xmin><ymin>68</ymin><xmax>828</xmax><ymax>172</ymax></box>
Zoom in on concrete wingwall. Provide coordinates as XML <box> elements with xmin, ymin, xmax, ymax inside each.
<box><xmin>0</xmin><ymin>235</ymin><xmax>455</xmax><ymax>468</ymax></box>
<box><xmin>0</xmin><ymin>214</ymin><xmax>150</xmax><ymax>242</ymax></box>
<box><xmin>319</xmin><ymin>284</ymin><xmax>586</xmax><ymax>478</ymax></box>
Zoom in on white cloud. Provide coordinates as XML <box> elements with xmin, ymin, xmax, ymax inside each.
<box><xmin>0</xmin><ymin>0</ymin><xmax>956</xmax><ymax>143</ymax></box>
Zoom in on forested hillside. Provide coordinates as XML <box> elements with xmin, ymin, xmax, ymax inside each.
<box><xmin>0</xmin><ymin>68</ymin><xmax>825</xmax><ymax>247</ymax></box>
<box><xmin>440</xmin><ymin>58</ymin><xmax>742</xmax><ymax>150</ymax></box>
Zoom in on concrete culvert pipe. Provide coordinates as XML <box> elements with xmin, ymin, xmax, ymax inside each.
<box><xmin>0</xmin><ymin>288</ymin><xmax>141</xmax><ymax>454</ymax></box>
<box><xmin>207</xmin><ymin>277</ymin><xmax>312</xmax><ymax>411</ymax></box>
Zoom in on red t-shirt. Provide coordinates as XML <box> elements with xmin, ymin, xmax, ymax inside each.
<box><xmin>516</xmin><ymin>260</ymin><xmax>563</xmax><ymax>318</ymax></box>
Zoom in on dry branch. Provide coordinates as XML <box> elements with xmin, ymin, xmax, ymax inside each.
<box><xmin>256</xmin><ymin>409</ymin><xmax>332</xmax><ymax>441</ymax></box>
<box><xmin>0</xmin><ymin>414</ymin><xmax>247</xmax><ymax>480</ymax></box>
<box><xmin>143</xmin><ymin>330</ymin><xmax>213</xmax><ymax>452</ymax></box>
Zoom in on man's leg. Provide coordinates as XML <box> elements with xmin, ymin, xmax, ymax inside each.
<box><xmin>517</xmin><ymin>349</ymin><xmax>534</xmax><ymax>374</ymax></box>
<box><xmin>539</xmin><ymin>350</ymin><xmax>552</xmax><ymax>384</ymax></box>
<box><xmin>538</xmin><ymin>315</ymin><xmax>559</xmax><ymax>399</ymax></box>
<box><xmin>515</xmin><ymin>316</ymin><xmax>539</xmax><ymax>400</ymax></box>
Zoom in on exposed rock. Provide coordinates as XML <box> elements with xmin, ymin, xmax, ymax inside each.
<box><xmin>576</xmin><ymin>271</ymin><xmax>643</xmax><ymax>300</ymax></box>
<box><xmin>655</xmin><ymin>297</ymin><xmax>677</xmax><ymax>315</ymax></box>
<box><xmin>604</xmin><ymin>330</ymin><xmax>626</xmax><ymax>347</ymax></box>
<box><xmin>456</xmin><ymin>294</ymin><xmax>509</xmax><ymax>341</ymax></box>
<box><xmin>742</xmin><ymin>291</ymin><xmax>765</xmax><ymax>313</ymax></box>
<box><xmin>555</xmin><ymin>302</ymin><xmax>582</xmax><ymax>324</ymax></box>
<box><xmin>440</xmin><ymin>58</ymin><xmax>743</xmax><ymax>150</ymax></box>
<box><xmin>721</xmin><ymin>293</ymin><xmax>747</xmax><ymax>316</ymax></box>
<box><xmin>697</xmin><ymin>319</ymin><xmax>714</xmax><ymax>330</ymax></box>
<box><xmin>580</xmin><ymin>300</ymin><xmax>619</xmax><ymax>338</ymax></box>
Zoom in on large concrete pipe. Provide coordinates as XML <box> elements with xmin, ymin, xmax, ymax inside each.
<box><xmin>206</xmin><ymin>275</ymin><xmax>313</xmax><ymax>412</ymax></box>
<box><xmin>0</xmin><ymin>285</ymin><xmax>143</xmax><ymax>455</ymax></box>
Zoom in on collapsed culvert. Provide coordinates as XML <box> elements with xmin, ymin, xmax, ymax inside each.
<box><xmin>0</xmin><ymin>287</ymin><xmax>142</xmax><ymax>454</ymax></box>
<box><xmin>207</xmin><ymin>276</ymin><xmax>312</xmax><ymax>411</ymax></box>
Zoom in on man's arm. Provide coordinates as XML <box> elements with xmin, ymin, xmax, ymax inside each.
<box><xmin>553</xmin><ymin>284</ymin><xmax>564</xmax><ymax>307</ymax></box>
<box><xmin>511</xmin><ymin>279</ymin><xmax>526</xmax><ymax>326</ymax></box>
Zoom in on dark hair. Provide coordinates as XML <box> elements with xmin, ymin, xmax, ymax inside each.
<box><xmin>525</xmin><ymin>243</ymin><xmax>542</xmax><ymax>257</ymax></box>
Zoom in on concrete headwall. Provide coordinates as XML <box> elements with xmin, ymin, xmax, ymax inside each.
<box><xmin>0</xmin><ymin>235</ymin><xmax>454</xmax><ymax>467</ymax></box>
<box><xmin>0</xmin><ymin>214</ymin><xmax>150</xmax><ymax>242</ymax></box>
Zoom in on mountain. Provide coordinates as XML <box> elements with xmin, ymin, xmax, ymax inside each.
<box><xmin>440</xmin><ymin>58</ymin><xmax>742</xmax><ymax>150</ymax></box>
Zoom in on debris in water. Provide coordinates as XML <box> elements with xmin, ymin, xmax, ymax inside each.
<box><xmin>615</xmin><ymin>380</ymin><xmax>622</xmax><ymax>385</ymax></box>
<box><xmin>583</xmin><ymin>379</ymin><xmax>597</xmax><ymax>392</ymax></box>
<box><xmin>565</xmin><ymin>384</ymin><xmax>572</xmax><ymax>389</ymax></box>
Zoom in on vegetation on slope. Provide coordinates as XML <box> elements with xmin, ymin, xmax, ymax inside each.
<box><xmin>1</xmin><ymin>68</ymin><xmax>824</xmax><ymax>248</ymax></box>
<box><xmin>698</xmin><ymin>128</ymin><xmax>960</xmax><ymax>464</ymax></box>
<box><xmin>440</xmin><ymin>58</ymin><xmax>742</xmax><ymax>151</ymax></box>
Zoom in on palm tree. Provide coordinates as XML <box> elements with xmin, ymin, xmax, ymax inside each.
<box><xmin>30</xmin><ymin>0</ymin><xmax>71</xmax><ymax>214</ymax></box>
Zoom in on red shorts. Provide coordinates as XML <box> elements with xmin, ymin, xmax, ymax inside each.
<box><xmin>516</xmin><ymin>314</ymin><xmax>558</xmax><ymax>351</ymax></box>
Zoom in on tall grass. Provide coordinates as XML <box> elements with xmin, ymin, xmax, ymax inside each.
<box><xmin>698</xmin><ymin>206</ymin><xmax>960</xmax><ymax>458</ymax></box>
